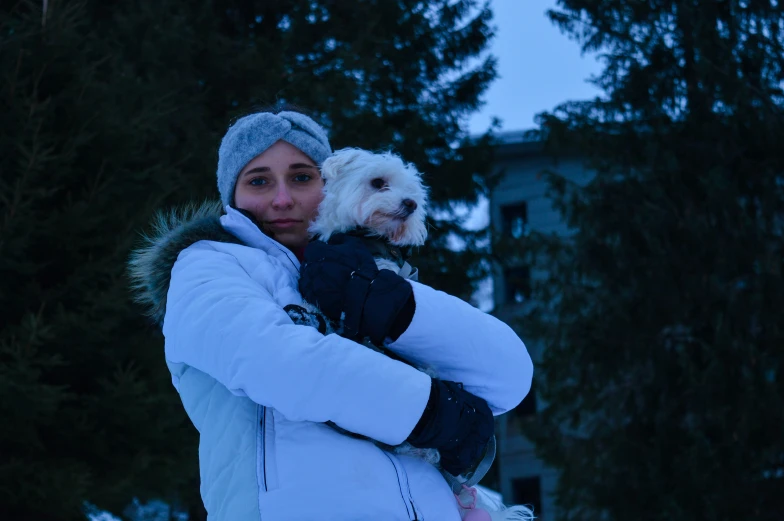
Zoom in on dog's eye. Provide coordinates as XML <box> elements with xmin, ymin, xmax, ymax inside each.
<box><xmin>371</xmin><ymin>178</ymin><xmax>386</xmax><ymax>189</ymax></box>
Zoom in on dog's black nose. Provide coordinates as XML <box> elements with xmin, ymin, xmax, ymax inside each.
<box><xmin>402</xmin><ymin>199</ymin><xmax>418</xmax><ymax>213</ymax></box>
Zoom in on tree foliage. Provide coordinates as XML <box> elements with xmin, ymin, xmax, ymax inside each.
<box><xmin>521</xmin><ymin>1</ymin><xmax>784</xmax><ymax>520</ymax></box>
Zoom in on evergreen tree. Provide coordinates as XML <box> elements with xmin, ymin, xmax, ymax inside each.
<box><xmin>1</xmin><ymin>1</ymin><xmax>497</xmax><ymax>518</ymax></box>
<box><xmin>519</xmin><ymin>1</ymin><xmax>784</xmax><ymax>520</ymax></box>
<box><xmin>1</xmin><ymin>2</ymin><xmax>212</xmax><ymax>520</ymax></box>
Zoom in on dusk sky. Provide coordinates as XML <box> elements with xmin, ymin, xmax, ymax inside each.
<box><xmin>468</xmin><ymin>0</ymin><xmax>604</xmax><ymax>135</ymax></box>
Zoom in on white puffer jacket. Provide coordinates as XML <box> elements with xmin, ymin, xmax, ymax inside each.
<box><xmin>130</xmin><ymin>203</ymin><xmax>533</xmax><ymax>521</ymax></box>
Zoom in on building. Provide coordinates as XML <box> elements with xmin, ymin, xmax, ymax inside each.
<box><xmin>488</xmin><ymin>130</ymin><xmax>593</xmax><ymax>521</ymax></box>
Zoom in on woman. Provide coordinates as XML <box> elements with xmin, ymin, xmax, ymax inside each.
<box><xmin>130</xmin><ymin>108</ymin><xmax>533</xmax><ymax>520</ymax></box>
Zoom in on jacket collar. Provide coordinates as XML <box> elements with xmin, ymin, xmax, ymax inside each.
<box><xmin>220</xmin><ymin>205</ymin><xmax>301</xmax><ymax>276</ymax></box>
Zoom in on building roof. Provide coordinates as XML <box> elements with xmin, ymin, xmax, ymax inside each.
<box><xmin>492</xmin><ymin>129</ymin><xmax>545</xmax><ymax>159</ymax></box>
<box><xmin>492</xmin><ymin>129</ymin><xmax>541</xmax><ymax>145</ymax></box>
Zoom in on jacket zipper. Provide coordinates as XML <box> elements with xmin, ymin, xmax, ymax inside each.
<box><xmin>259</xmin><ymin>405</ymin><xmax>280</xmax><ymax>493</ymax></box>
<box><xmin>259</xmin><ymin>406</ymin><xmax>268</xmax><ymax>492</ymax></box>
<box><xmin>382</xmin><ymin>451</ymin><xmax>421</xmax><ymax>520</ymax></box>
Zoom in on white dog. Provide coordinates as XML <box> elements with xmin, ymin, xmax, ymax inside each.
<box><xmin>289</xmin><ymin>147</ymin><xmax>533</xmax><ymax>521</ymax></box>
<box><xmin>306</xmin><ymin>146</ymin><xmax>437</xmax><ymax>453</ymax></box>
<box><xmin>284</xmin><ymin>147</ymin><xmax>427</xmax><ymax>336</ymax></box>
<box><xmin>311</xmin><ymin>147</ymin><xmax>429</xmax><ymax>273</ymax></box>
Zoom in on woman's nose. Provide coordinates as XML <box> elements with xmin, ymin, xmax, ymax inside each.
<box><xmin>272</xmin><ymin>186</ymin><xmax>293</xmax><ymax>208</ymax></box>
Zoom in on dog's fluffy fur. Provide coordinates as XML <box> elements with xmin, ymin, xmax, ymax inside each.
<box><xmin>311</xmin><ymin>147</ymin><xmax>428</xmax><ymax>248</ymax></box>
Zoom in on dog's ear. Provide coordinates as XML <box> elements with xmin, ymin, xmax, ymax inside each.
<box><xmin>320</xmin><ymin>155</ymin><xmax>340</xmax><ymax>181</ymax></box>
<box><xmin>320</xmin><ymin>148</ymin><xmax>364</xmax><ymax>181</ymax></box>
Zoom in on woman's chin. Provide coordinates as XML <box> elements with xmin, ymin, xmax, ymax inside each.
<box><xmin>271</xmin><ymin>229</ymin><xmax>308</xmax><ymax>251</ymax></box>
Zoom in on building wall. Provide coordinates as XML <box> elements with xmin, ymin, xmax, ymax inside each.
<box><xmin>488</xmin><ymin>134</ymin><xmax>593</xmax><ymax>521</ymax></box>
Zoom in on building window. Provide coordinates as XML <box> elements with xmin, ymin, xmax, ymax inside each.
<box><xmin>504</xmin><ymin>266</ymin><xmax>531</xmax><ymax>304</ymax></box>
<box><xmin>501</xmin><ymin>202</ymin><xmax>528</xmax><ymax>238</ymax></box>
<box><xmin>512</xmin><ymin>476</ymin><xmax>542</xmax><ymax>517</ymax></box>
<box><xmin>515</xmin><ymin>380</ymin><xmax>537</xmax><ymax>417</ymax></box>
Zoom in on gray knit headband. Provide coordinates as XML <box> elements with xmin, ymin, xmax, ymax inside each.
<box><xmin>216</xmin><ymin>111</ymin><xmax>332</xmax><ymax>206</ymax></box>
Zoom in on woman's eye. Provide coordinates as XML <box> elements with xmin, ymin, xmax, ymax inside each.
<box><xmin>293</xmin><ymin>173</ymin><xmax>312</xmax><ymax>183</ymax></box>
<box><xmin>249</xmin><ymin>177</ymin><xmax>268</xmax><ymax>186</ymax></box>
<box><xmin>371</xmin><ymin>178</ymin><xmax>386</xmax><ymax>189</ymax></box>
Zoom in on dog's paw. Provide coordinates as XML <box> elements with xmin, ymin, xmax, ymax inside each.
<box><xmin>393</xmin><ymin>442</ymin><xmax>441</xmax><ymax>467</ymax></box>
<box><xmin>284</xmin><ymin>304</ymin><xmax>331</xmax><ymax>334</ymax></box>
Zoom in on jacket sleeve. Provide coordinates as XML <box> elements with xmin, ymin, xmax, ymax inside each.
<box><xmin>385</xmin><ymin>281</ymin><xmax>533</xmax><ymax>415</ymax></box>
<box><xmin>162</xmin><ymin>242</ymin><xmax>431</xmax><ymax>446</ymax></box>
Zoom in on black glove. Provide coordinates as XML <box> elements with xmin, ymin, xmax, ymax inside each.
<box><xmin>299</xmin><ymin>234</ymin><xmax>414</xmax><ymax>345</ymax></box>
<box><xmin>407</xmin><ymin>379</ymin><xmax>494</xmax><ymax>477</ymax></box>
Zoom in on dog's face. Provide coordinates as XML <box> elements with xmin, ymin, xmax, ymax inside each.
<box><xmin>310</xmin><ymin>148</ymin><xmax>428</xmax><ymax>246</ymax></box>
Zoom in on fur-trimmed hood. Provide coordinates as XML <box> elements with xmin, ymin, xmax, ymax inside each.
<box><xmin>128</xmin><ymin>201</ymin><xmax>243</xmax><ymax>326</ymax></box>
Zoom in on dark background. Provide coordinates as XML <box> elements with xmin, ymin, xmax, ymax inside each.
<box><xmin>1</xmin><ymin>1</ymin><xmax>782</xmax><ymax>520</ymax></box>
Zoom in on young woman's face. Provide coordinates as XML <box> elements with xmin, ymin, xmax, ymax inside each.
<box><xmin>234</xmin><ymin>140</ymin><xmax>325</xmax><ymax>251</ymax></box>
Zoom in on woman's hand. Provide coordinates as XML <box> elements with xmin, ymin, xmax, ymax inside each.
<box><xmin>299</xmin><ymin>234</ymin><xmax>414</xmax><ymax>345</ymax></box>
<box><xmin>406</xmin><ymin>379</ymin><xmax>495</xmax><ymax>477</ymax></box>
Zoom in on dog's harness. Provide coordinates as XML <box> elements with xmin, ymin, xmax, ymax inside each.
<box><xmin>345</xmin><ymin>227</ymin><xmax>418</xmax><ymax>281</ymax></box>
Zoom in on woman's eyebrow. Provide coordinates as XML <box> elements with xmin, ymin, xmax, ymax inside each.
<box><xmin>241</xmin><ymin>163</ymin><xmax>316</xmax><ymax>177</ymax></box>
<box><xmin>241</xmin><ymin>166</ymin><xmax>269</xmax><ymax>177</ymax></box>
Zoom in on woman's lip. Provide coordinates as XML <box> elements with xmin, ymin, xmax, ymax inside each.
<box><xmin>266</xmin><ymin>219</ymin><xmax>302</xmax><ymax>228</ymax></box>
